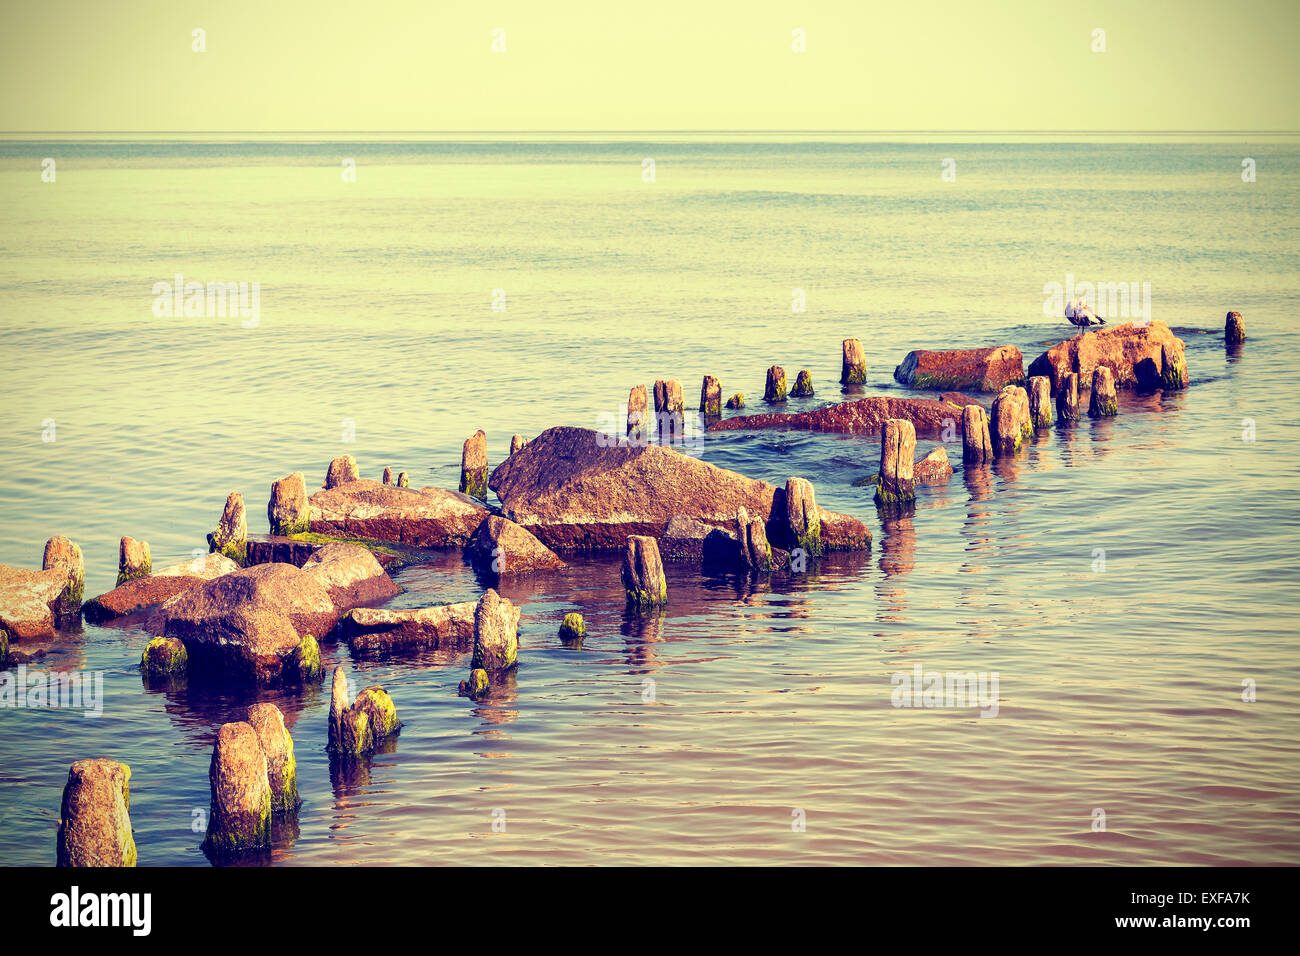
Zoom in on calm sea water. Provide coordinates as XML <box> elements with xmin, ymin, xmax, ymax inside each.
<box><xmin>1</xmin><ymin>140</ymin><xmax>1298</xmax><ymax>865</ymax></box>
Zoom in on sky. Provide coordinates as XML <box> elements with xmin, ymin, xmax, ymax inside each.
<box><xmin>0</xmin><ymin>0</ymin><xmax>1296</xmax><ymax>133</ymax></box>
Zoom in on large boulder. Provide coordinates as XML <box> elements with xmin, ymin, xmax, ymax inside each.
<box><xmin>342</xmin><ymin>602</ymin><xmax>477</xmax><ymax>655</ymax></box>
<box><xmin>488</xmin><ymin>426</ymin><xmax>870</xmax><ymax>552</ymax></box>
<box><xmin>84</xmin><ymin>553</ymin><xmax>238</xmax><ymax>624</ymax></box>
<box><xmin>309</xmin><ymin>479</ymin><xmax>489</xmax><ymax>548</ymax></box>
<box><xmin>708</xmin><ymin>395</ymin><xmax>964</xmax><ymax>439</ymax></box>
<box><xmin>300</xmin><ymin>542</ymin><xmax>399</xmax><ymax>611</ymax></box>
<box><xmin>1027</xmin><ymin>320</ymin><xmax>1188</xmax><ymax>393</ymax></box>
<box><xmin>468</xmin><ymin>516</ymin><xmax>566</xmax><ymax>575</ymax></box>
<box><xmin>894</xmin><ymin>345</ymin><xmax>1025</xmax><ymax>392</ymax></box>
<box><xmin>160</xmin><ymin>563</ymin><xmax>338</xmax><ymax>684</ymax></box>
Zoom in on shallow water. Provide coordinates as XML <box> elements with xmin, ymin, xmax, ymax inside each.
<box><xmin>1</xmin><ymin>141</ymin><xmax>1298</xmax><ymax>865</ymax></box>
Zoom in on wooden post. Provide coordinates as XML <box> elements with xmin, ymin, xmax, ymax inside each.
<box><xmin>841</xmin><ymin>338</ymin><xmax>866</xmax><ymax>385</ymax></box>
<box><xmin>621</xmin><ymin>535</ymin><xmax>668</xmax><ymax>608</ymax></box>
<box><xmin>764</xmin><ymin>365</ymin><xmax>787</xmax><ymax>403</ymax></box>
<box><xmin>700</xmin><ymin>375</ymin><xmax>722</xmax><ymax>419</ymax></box>
<box><xmin>962</xmin><ymin>404</ymin><xmax>992</xmax><ymax>464</ymax></box>
<box><xmin>990</xmin><ymin>385</ymin><xmax>1031</xmax><ymax>454</ymax></box>
<box><xmin>459</xmin><ymin>430</ymin><xmax>488</xmax><ymax>498</ymax></box>
<box><xmin>1056</xmin><ymin>372</ymin><xmax>1080</xmax><ymax>422</ymax></box>
<box><xmin>1088</xmin><ymin>366</ymin><xmax>1118</xmax><ymax>417</ymax></box>
<box><xmin>627</xmin><ymin>385</ymin><xmax>649</xmax><ymax>444</ymax></box>
<box><xmin>1027</xmin><ymin>375</ymin><xmax>1054</xmax><ymax>429</ymax></box>
<box><xmin>1225</xmin><ymin>310</ymin><xmax>1246</xmax><ymax>347</ymax></box>
<box><xmin>875</xmin><ymin>419</ymin><xmax>917</xmax><ymax>505</ymax></box>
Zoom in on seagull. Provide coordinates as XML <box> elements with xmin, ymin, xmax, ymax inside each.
<box><xmin>1065</xmin><ymin>296</ymin><xmax>1105</xmax><ymax>328</ymax></box>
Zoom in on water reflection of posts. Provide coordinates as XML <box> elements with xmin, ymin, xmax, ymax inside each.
<box><xmin>875</xmin><ymin>501</ymin><xmax>916</xmax><ymax>624</ymax></box>
<box><xmin>959</xmin><ymin>465</ymin><xmax>995</xmax><ymax>639</ymax></box>
<box><xmin>621</xmin><ymin>607</ymin><xmax>663</xmax><ymax>672</ymax></box>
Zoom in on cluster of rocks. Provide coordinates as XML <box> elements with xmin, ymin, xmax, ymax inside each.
<box><xmin>0</xmin><ymin>536</ymin><xmax>85</xmax><ymax>664</ymax></box>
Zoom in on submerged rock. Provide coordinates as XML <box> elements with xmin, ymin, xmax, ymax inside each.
<box><xmin>309</xmin><ymin>479</ymin><xmax>489</xmax><ymax>548</ymax></box>
<box><xmin>300</xmin><ymin>542</ymin><xmax>399</xmax><ymax>611</ymax></box>
<box><xmin>558</xmin><ymin>612</ymin><xmax>586</xmax><ymax>644</ymax></box>
<box><xmin>488</xmin><ymin>426</ymin><xmax>870</xmax><ymax>553</ymax></box>
<box><xmin>323</xmin><ymin>455</ymin><xmax>359</xmax><ymax>490</ymax></box>
<box><xmin>791</xmin><ymin>369</ymin><xmax>815</xmax><ymax>397</ymax></box>
<box><xmin>268</xmin><ymin>472</ymin><xmax>310</xmax><ymax>536</ymax></box>
<box><xmin>460</xmin><ymin>430</ymin><xmax>489</xmax><ymax>499</ymax></box>
<box><xmin>841</xmin><ymin>338</ymin><xmax>867</xmax><ymax>385</ymax></box>
<box><xmin>708</xmin><ymin>395</ymin><xmax>963</xmax><ymax>439</ymax></box>
<box><xmin>1027</xmin><ymin>320</ymin><xmax>1187</xmax><ymax>393</ymax></box>
<box><xmin>245</xmin><ymin>703</ymin><xmax>300</xmax><ymax>812</ymax></box>
<box><xmin>140</xmin><ymin>636</ymin><xmax>188</xmax><ymax>678</ymax></box>
<box><xmin>458</xmin><ymin>668</ymin><xmax>490</xmax><ymax>699</ymax></box>
<box><xmin>160</xmin><ymin>563</ymin><xmax>338</xmax><ymax>684</ymax></box>
<box><xmin>894</xmin><ymin>345</ymin><xmax>1025</xmax><ymax>392</ymax></box>
<box><xmin>726</xmin><ymin>393</ymin><xmax>745</xmax><ymax>409</ymax></box>
<box><xmin>622</xmin><ymin>535</ymin><xmax>668</xmax><ymax>608</ymax></box>
<box><xmin>471</xmin><ymin>588</ymin><xmax>520</xmax><ymax>672</ymax></box>
<box><xmin>202</xmin><ymin>722</ymin><xmax>271</xmax><ymax>857</ymax></box>
<box><xmin>56</xmin><ymin>759</ymin><xmax>136</xmax><ymax>867</ymax></box>
<box><xmin>468</xmin><ymin>515</ymin><xmax>567</xmax><ymax>575</ymax></box>
<box><xmin>116</xmin><ymin>537</ymin><xmax>151</xmax><ymax>586</ymax></box>
<box><xmin>342</xmin><ymin>602</ymin><xmax>476</xmax><ymax>655</ymax></box>
<box><xmin>913</xmin><ymin>446</ymin><xmax>954</xmax><ymax>484</ymax></box>
<box><xmin>207</xmin><ymin>492</ymin><xmax>248</xmax><ymax>565</ymax></box>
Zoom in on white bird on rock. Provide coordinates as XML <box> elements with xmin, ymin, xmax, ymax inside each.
<box><xmin>1065</xmin><ymin>296</ymin><xmax>1105</xmax><ymax>328</ymax></box>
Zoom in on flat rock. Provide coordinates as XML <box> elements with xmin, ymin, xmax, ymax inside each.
<box><xmin>85</xmin><ymin>553</ymin><xmax>239</xmax><ymax>624</ymax></box>
<box><xmin>309</xmin><ymin>479</ymin><xmax>488</xmax><ymax>548</ymax></box>
<box><xmin>709</xmin><ymin>395</ymin><xmax>963</xmax><ymax>439</ymax></box>
<box><xmin>342</xmin><ymin>602</ymin><xmax>477</xmax><ymax>655</ymax></box>
<box><xmin>894</xmin><ymin>346</ymin><xmax>1025</xmax><ymax>392</ymax></box>
<box><xmin>488</xmin><ymin>425</ymin><xmax>870</xmax><ymax>552</ymax></box>
<box><xmin>300</xmin><ymin>542</ymin><xmax>399</xmax><ymax>611</ymax></box>
<box><xmin>914</xmin><ymin>447</ymin><xmax>955</xmax><ymax>484</ymax></box>
<box><xmin>1027</xmin><ymin>320</ymin><xmax>1188</xmax><ymax>393</ymax></box>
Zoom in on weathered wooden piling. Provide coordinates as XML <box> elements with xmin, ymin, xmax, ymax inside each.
<box><xmin>1027</xmin><ymin>375</ymin><xmax>1054</xmax><ymax>429</ymax></box>
<box><xmin>42</xmin><ymin>535</ymin><xmax>84</xmax><ymax>622</ymax></box>
<box><xmin>737</xmin><ymin>506</ymin><xmax>771</xmax><ymax>571</ymax></box>
<box><xmin>875</xmin><ymin>419</ymin><xmax>917</xmax><ymax>506</ymax></box>
<box><xmin>627</xmin><ymin>385</ymin><xmax>649</xmax><ymax>443</ymax></box>
<box><xmin>207</xmin><ymin>492</ymin><xmax>248</xmax><ymax>565</ymax></box>
<box><xmin>700</xmin><ymin>375</ymin><xmax>722</xmax><ymax>418</ymax></box>
<box><xmin>458</xmin><ymin>668</ymin><xmax>489</xmax><ymax>699</ymax></box>
<box><xmin>382</xmin><ymin>467</ymin><xmax>393</xmax><ymax>485</ymax></box>
<box><xmin>785</xmin><ymin>477</ymin><xmax>823</xmax><ymax>556</ymax></box>
<box><xmin>961</xmin><ymin>404</ymin><xmax>992</xmax><ymax>464</ymax></box>
<box><xmin>841</xmin><ymin>337</ymin><xmax>867</xmax><ymax>385</ymax></box>
<box><xmin>328</xmin><ymin>668</ymin><xmax>401</xmax><ymax>756</ymax></box>
<box><xmin>202</xmin><ymin>722</ymin><xmax>271</xmax><ymax>857</ymax></box>
<box><xmin>621</xmin><ymin>535</ymin><xmax>668</xmax><ymax>608</ymax></box>
<box><xmin>726</xmin><ymin>393</ymin><xmax>745</xmax><ymax>409</ymax></box>
<box><xmin>1056</xmin><ymin>372</ymin><xmax>1081</xmax><ymax>422</ymax></box>
<box><xmin>792</xmin><ymin>369</ymin><xmax>815</xmax><ymax>397</ymax></box>
<box><xmin>267</xmin><ymin>472</ymin><xmax>309</xmax><ymax>536</ymax></box>
<box><xmin>459</xmin><ymin>430</ymin><xmax>488</xmax><ymax>498</ymax></box>
<box><xmin>56</xmin><ymin>759</ymin><xmax>137</xmax><ymax>867</ymax></box>
<box><xmin>764</xmin><ymin>366</ymin><xmax>788</xmax><ymax>403</ymax></box>
<box><xmin>1225</xmin><ymin>310</ymin><xmax>1246</xmax><ymax>346</ymax></box>
<box><xmin>396</xmin><ymin>471</ymin><xmax>409</xmax><ymax>488</ymax></box>
<box><xmin>245</xmin><ymin>703</ymin><xmax>300</xmax><ymax>813</ymax></box>
<box><xmin>1089</xmin><ymin>366</ymin><xmax>1118</xmax><ymax>417</ymax></box>
<box><xmin>323</xmin><ymin>455</ymin><xmax>358</xmax><ymax>489</ymax></box>
<box><xmin>116</xmin><ymin>536</ymin><xmax>151</xmax><ymax>586</ymax></box>
<box><xmin>510</xmin><ymin>434</ymin><xmax>527</xmax><ymax>455</ymax></box>
<box><xmin>990</xmin><ymin>385</ymin><xmax>1031</xmax><ymax>454</ymax></box>
<box><xmin>654</xmin><ymin>379</ymin><xmax>685</xmax><ymax>443</ymax></box>
<box><xmin>471</xmin><ymin>588</ymin><xmax>520</xmax><ymax>672</ymax></box>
